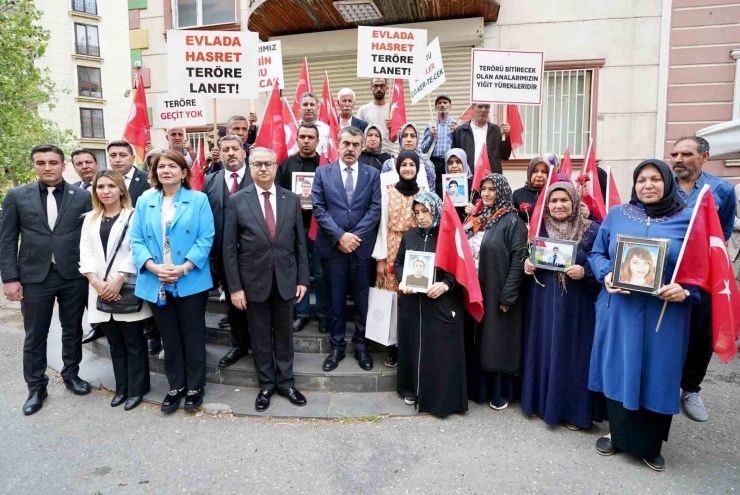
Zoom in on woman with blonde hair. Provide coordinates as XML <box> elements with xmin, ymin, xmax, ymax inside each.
<box><xmin>619</xmin><ymin>247</ymin><xmax>656</xmax><ymax>288</ymax></box>
<box><xmin>79</xmin><ymin>170</ymin><xmax>152</xmax><ymax>411</ymax></box>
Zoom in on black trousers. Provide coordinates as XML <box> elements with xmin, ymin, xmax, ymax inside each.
<box><xmin>20</xmin><ymin>269</ymin><xmax>87</xmax><ymax>392</ymax></box>
<box><xmin>681</xmin><ymin>290</ymin><xmax>714</xmax><ymax>393</ymax></box>
<box><xmin>142</xmin><ymin>317</ymin><xmax>160</xmax><ymax>342</ymax></box>
<box><xmin>150</xmin><ymin>291</ymin><xmax>208</xmax><ymax>391</ymax></box>
<box><xmin>218</xmin><ymin>257</ymin><xmax>250</xmax><ymax>350</ymax></box>
<box><xmin>430</xmin><ymin>156</ymin><xmax>446</xmax><ymax>192</ymax></box>
<box><xmin>246</xmin><ymin>274</ymin><xmax>294</xmax><ymax>391</ymax></box>
<box><xmin>100</xmin><ymin>319</ymin><xmax>150</xmax><ymax>396</ymax></box>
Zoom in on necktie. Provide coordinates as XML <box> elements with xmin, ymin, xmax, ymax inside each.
<box><xmin>229</xmin><ymin>173</ymin><xmax>239</xmax><ymax>195</ymax></box>
<box><xmin>263</xmin><ymin>191</ymin><xmax>276</xmax><ymax>240</ymax></box>
<box><xmin>82</xmin><ymin>182</ymin><xmax>91</xmax><ymax>190</ymax></box>
<box><xmin>344</xmin><ymin>167</ymin><xmax>354</xmax><ymax>204</ymax></box>
<box><xmin>47</xmin><ymin>187</ymin><xmax>58</xmax><ymax>263</ymax></box>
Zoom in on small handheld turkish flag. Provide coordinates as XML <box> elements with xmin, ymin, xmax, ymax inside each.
<box><xmin>471</xmin><ymin>144</ymin><xmax>492</xmax><ymax>193</ymax></box>
<box><xmin>389</xmin><ymin>79</ymin><xmax>406</xmax><ymax>142</ymax></box>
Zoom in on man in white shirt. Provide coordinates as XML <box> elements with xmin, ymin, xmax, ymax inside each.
<box><xmin>356</xmin><ymin>78</ymin><xmax>392</xmax><ymax>153</ymax></box>
<box><xmin>166</xmin><ymin>127</ymin><xmax>195</xmax><ymax>166</ymax></box>
<box><xmin>288</xmin><ymin>92</ymin><xmax>330</xmax><ymax>157</ymax></box>
<box><xmin>452</xmin><ymin>104</ymin><xmax>512</xmax><ymax>174</ymax></box>
<box><xmin>336</xmin><ymin>88</ymin><xmax>367</xmax><ymax>133</ymax></box>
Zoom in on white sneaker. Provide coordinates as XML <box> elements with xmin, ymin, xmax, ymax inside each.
<box><xmin>404</xmin><ymin>396</ymin><xmax>416</xmax><ymax>406</ymax></box>
<box><xmin>489</xmin><ymin>399</ymin><xmax>509</xmax><ymax>410</ymax></box>
<box><xmin>681</xmin><ymin>391</ymin><xmax>708</xmax><ymax>422</ymax></box>
<box><xmin>158</xmin><ymin>349</ymin><xmax>165</xmax><ymax>360</ymax></box>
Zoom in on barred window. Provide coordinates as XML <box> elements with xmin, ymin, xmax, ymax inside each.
<box><xmin>71</xmin><ymin>0</ymin><xmax>97</xmax><ymax>15</ymax></box>
<box><xmin>80</xmin><ymin>108</ymin><xmax>105</xmax><ymax>139</ymax></box>
<box><xmin>172</xmin><ymin>0</ymin><xmax>237</xmax><ymax>28</ymax></box>
<box><xmin>74</xmin><ymin>23</ymin><xmax>100</xmax><ymax>57</ymax></box>
<box><xmin>77</xmin><ymin>66</ymin><xmax>102</xmax><ymax>98</ymax></box>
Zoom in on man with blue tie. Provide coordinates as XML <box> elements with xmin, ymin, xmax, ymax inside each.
<box><xmin>71</xmin><ymin>149</ymin><xmax>99</xmax><ymax>190</ymax></box>
<box><xmin>313</xmin><ymin>126</ymin><xmax>381</xmax><ymax>371</ymax></box>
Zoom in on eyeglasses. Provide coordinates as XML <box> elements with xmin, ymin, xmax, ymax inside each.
<box><xmin>250</xmin><ymin>161</ymin><xmax>276</xmax><ymax>170</ymax></box>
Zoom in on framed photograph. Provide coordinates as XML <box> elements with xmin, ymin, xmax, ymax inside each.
<box><xmin>531</xmin><ymin>237</ymin><xmax>578</xmax><ymax>272</ymax></box>
<box><xmin>612</xmin><ymin>235</ymin><xmax>670</xmax><ymax>294</ymax></box>
<box><xmin>400</xmin><ymin>250</ymin><xmax>435</xmax><ymax>293</ymax></box>
<box><xmin>442</xmin><ymin>173</ymin><xmax>468</xmax><ymax>206</ymax></box>
<box><xmin>292</xmin><ymin>172</ymin><xmax>315</xmax><ymax>210</ymax></box>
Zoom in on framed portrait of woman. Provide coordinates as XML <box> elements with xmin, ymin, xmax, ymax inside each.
<box><xmin>612</xmin><ymin>235</ymin><xmax>670</xmax><ymax>294</ymax></box>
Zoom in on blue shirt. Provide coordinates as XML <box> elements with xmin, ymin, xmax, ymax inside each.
<box><xmin>675</xmin><ymin>171</ymin><xmax>736</xmax><ymax>241</ymax></box>
<box><xmin>421</xmin><ymin>116</ymin><xmax>454</xmax><ymax>158</ymax></box>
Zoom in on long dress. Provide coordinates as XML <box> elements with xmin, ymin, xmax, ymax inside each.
<box><xmin>373</xmin><ymin>187</ymin><xmax>417</xmax><ymax>292</ymax></box>
<box><xmin>521</xmin><ymin>223</ymin><xmax>600</xmax><ymax>428</ymax></box>
<box><xmin>587</xmin><ymin>203</ymin><xmax>698</xmax><ymax>458</ymax></box>
<box><xmin>466</xmin><ymin>212</ymin><xmax>528</xmax><ymax>403</ymax></box>
<box><xmin>394</xmin><ymin>228</ymin><xmax>467</xmax><ymax>417</ymax></box>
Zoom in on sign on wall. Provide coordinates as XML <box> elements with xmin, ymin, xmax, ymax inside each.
<box><xmin>356</xmin><ymin>26</ymin><xmax>427</xmax><ymax>80</ymax></box>
<box><xmin>470</xmin><ymin>49</ymin><xmax>544</xmax><ymax>105</ymax></box>
<box><xmin>153</xmin><ymin>94</ymin><xmax>206</xmax><ymax>129</ymax></box>
<box><xmin>257</xmin><ymin>40</ymin><xmax>284</xmax><ymax>92</ymax></box>
<box><xmin>167</xmin><ymin>30</ymin><xmax>259</xmax><ymax>99</ymax></box>
<box><xmin>409</xmin><ymin>37</ymin><xmax>446</xmax><ymax>105</ymax></box>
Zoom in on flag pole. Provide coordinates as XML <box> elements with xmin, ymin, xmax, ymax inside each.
<box><xmin>212</xmin><ymin>99</ymin><xmax>218</xmax><ymax>143</ymax></box>
<box><xmin>605</xmin><ymin>166</ymin><xmax>611</xmax><ymax>210</ymax></box>
<box><xmin>387</xmin><ymin>79</ymin><xmax>394</xmax><ymax>119</ymax></box>
<box><xmin>502</xmin><ymin>105</ymin><xmax>507</xmax><ymax>142</ymax></box>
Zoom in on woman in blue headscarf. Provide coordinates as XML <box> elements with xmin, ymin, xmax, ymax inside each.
<box><xmin>394</xmin><ymin>192</ymin><xmax>467</xmax><ymax>417</ymax></box>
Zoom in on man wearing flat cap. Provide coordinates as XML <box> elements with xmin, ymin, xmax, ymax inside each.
<box><xmin>421</xmin><ymin>95</ymin><xmax>457</xmax><ymax>195</ymax></box>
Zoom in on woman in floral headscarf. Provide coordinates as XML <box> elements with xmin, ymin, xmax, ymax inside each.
<box><xmin>394</xmin><ymin>192</ymin><xmax>467</xmax><ymax>417</ymax></box>
<box><xmin>381</xmin><ymin>122</ymin><xmax>436</xmax><ymax>187</ymax></box>
<box><xmin>513</xmin><ymin>153</ymin><xmax>561</xmax><ymax>223</ymax></box>
<box><xmin>465</xmin><ymin>174</ymin><xmax>528</xmax><ymax>411</ymax></box>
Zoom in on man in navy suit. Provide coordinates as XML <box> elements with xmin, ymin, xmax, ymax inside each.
<box><xmin>312</xmin><ymin>126</ymin><xmax>381</xmax><ymax>371</ymax></box>
<box><xmin>336</xmin><ymin>88</ymin><xmax>368</xmax><ymax>133</ymax></box>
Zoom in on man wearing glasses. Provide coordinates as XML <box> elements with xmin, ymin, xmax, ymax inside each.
<box><xmin>357</xmin><ymin>78</ymin><xmax>392</xmax><ymax>153</ymax></box>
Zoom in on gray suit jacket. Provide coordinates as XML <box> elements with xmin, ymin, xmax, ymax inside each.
<box><xmin>0</xmin><ymin>181</ymin><xmax>92</xmax><ymax>283</ymax></box>
<box><xmin>222</xmin><ymin>184</ymin><xmax>309</xmax><ymax>303</ymax></box>
<box><xmin>202</xmin><ymin>167</ymin><xmax>253</xmax><ymax>261</ymax></box>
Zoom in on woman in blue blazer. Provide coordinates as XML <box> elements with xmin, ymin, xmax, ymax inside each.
<box><xmin>130</xmin><ymin>150</ymin><xmax>214</xmax><ymax>413</ymax></box>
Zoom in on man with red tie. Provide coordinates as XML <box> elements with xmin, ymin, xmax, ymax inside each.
<box><xmin>202</xmin><ymin>135</ymin><xmax>253</xmax><ymax>367</ymax></box>
<box><xmin>222</xmin><ymin>147</ymin><xmax>310</xmax><ymax>412</ymax></box>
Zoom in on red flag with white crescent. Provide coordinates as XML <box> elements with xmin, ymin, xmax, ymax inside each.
<box><xmin>122</xmin><ymin>73</ymin><xmax>151</xmax><ymax>163</ymax></box>
<box><xmin>292</xmin><ymin>57</ymin><xmax>312</xmax><ymax>119</ymax></box>
<box><xmin>389</xmin><ymin>79</ymin><xmax>406</xmax><ymax>142</ymax></box>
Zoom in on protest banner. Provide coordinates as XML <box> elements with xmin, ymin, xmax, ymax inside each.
<box><xmin>257</xmin><ymin>40</ymin><xmax>283</xmax><ymax>92</ymax></box>
<box><xmin>153</xmin><ymin>94</ymin><xmax>207</xmax><ymax>129</ymax></box>
<box><xmin>356</xmin><ymin>26</ymin><xmax>427</xmax><ymax>80</ymax></box>
<box><xmin>167</xmin><ymin>30</ymin><xmax>259</xmax><ymax>99</ymax></box>
<box><xmin>470</xmin><ymin>49</ymin><xmax>544</xmax><ymax>105</ymax></box>
<box><xmin>410</xmin><ymin>37</ymin><xmax>445</xmax><ymax>105</ymax></box>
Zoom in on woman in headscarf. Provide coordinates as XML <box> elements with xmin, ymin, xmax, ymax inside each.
<box><xmin>587</xmin><ymin>159</ymin><xmax>699</xmax><ymax>472</ymax></box>
<box><xmin>513</xmin><ymin>153</ymin><xmax>560</xmax><ymax>223</ymax></box>
<box><xmin>381</xmin><ymin>123</ymin><xmax>436</xmax><ymax>188</ymax></box>
<box><xmin>521</xmin><ymin>182</ymin><xmax>601</xmax><ymax>430</ymax></box>
<box><xmin>373</xmin><ymin>151</ymin><xmax>422</xmax><ymax>367</ymax></box>
<box><xmin>465</xmin><ymin>174</ymin><xmax>528</xmax><ymax>410</ymax></box>
<box><xmin>437</xmin><ymin>147</ymin><xmax>476</xmax><ymax>223</ymax></box>
<box><xmin>394</xmin><ymin>192</ymin><xmax>467</xmax><ymax>416</ymax></box>
<box><xmin>359</xmin><ymin>125</ymin><xmax>392</xmax><ymax>171</ymax></box>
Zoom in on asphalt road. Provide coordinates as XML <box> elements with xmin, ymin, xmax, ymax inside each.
<box><xmin>0</xmin><ymin>306</ymin><xmax>738</xmax><ymax>494</ymax></box>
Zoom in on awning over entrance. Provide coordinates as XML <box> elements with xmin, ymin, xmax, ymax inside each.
<box><xmin>696</xmin><ymin>120</ymin><xmax>740</xmax><ymax>161</ymax></box>
<box><xmin>248</xmin><ymin>0</ymin><xmax>500</xmax><ymax>39</ymax></box>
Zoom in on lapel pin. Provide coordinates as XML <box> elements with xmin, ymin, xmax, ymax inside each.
<box><xmin>135</xmin><ymin>177</ymin><xmax>140</xmax><ymax>182</ymax></box>
<box><xmin>69</xmin><ymin>190</ymin><xmax>74</xmax><ymax>194</ymax></box>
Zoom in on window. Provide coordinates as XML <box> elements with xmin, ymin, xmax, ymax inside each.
<box><xmin>80</xmin><ymin>108</ymin><xmax>105</xmax><ymax>139</ymax></box>
<box><xmin>519</xmin><ymin>69</ymin><xmax>594</xmax><ymax>158</ymax></box>
<box><xmin>71</xmin><ymin>0</ymin><xmax>97</xmax><ymax>15</ymax></box>
<box><xmin>75</xmin><ymin>23</ymin><xmax>100</xmax><ymax>57</ymax></box>
<box><xmin>90</xmin><ymin>149</ymin><xmax>107</xmax><ymax>169</ymax></box>
<box><xmin>172</xmin><ymin>0</ymin><xmax>237</xmax><ymax>28</ymax></box>
<box><xmin>77</xmin><ymin>67</ymin><xmax>102</xmax><ymax>98</ymax></box>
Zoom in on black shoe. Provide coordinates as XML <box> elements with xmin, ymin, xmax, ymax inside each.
<box><xmin>183</xmin><ymin>389</ymin><xmax>204</xmax><ymax>412</ymax></box>
<box><xmin>81</xmin><ymin>325</ymin><xmax>104</xmax><ymax>344</ymax></box>
<box><xmin>218</xmin><ymin>346</ymin><xmax>245</xmax><ymax>367</ymax></box>
<box><xmin>110</xmin><ymin>394</ymin><xmax>127</xmax><ymax>407</ymax></box>
<box><xmin>277</xmin><ymin>387</ymin><xmax>307</xmax><ymax>407</ymax></box>
<box><xmin>322</xmin><ymin>349</ymin><xmax>345</xmax><ymax>372</ymax></box>
<box><xmin>643</xmin><ymin>455</ymin><xmax>666</xmax><ymax>472</ymax></box>
<box><xmin>23</xmin><ymin>389</ymin><xmax>47</xmax><ymax>416</ymax></box>
<box><xmin>218</xmin><ymin>316</ymin><xmax>230</xmax><ymax>329</ymax></box>
<box><xmin>124</xmin><ymin>396</ymin><xmax>143</xmax><ymax>411</ymax></box>
<box><xmin>354</xmin><ymin>350</ymin><xmax>374</xmax><ymax>371</ymax></box>
<box><xmin>161</xmin><ymin>388</ymin><xmax>185</xmax><ymax>413</ymax></box>
<box><xmin>384</xmin><ymin>346</ymin><xmax>398</xmax><ymax>368</ymax></box>
<box><xmin>318</xmin><ymin>317</ymin><xmax>329</xmax><ymax>334</ymax></box>
<box><xmin>255</xmin><ymin>389</ymin><xmax>273</xmax><ymax>412</ymax></box>
<box><xmin>596</xmin><ymin>435</ymin><xmax>620</xmax><ymax>456</ymax></box>
<box><xmin>147</xmin><ymin>339</ymin><xmax>162</xmax><ymax>355</ymax></box>
<box><xmin>63</xmin><ymin>376</ymin><xmax>91</xmax><ymax>395</ymax></box>
<box><xmin>292</xmin><ymin>317</ymin><xmax>309</xmax><ymax>333</ymax></box>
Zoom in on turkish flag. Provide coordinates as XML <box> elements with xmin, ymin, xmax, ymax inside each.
<box><xmin>577</xmin><ymin>140</ymin><xmax>607</xmax><ymax>221</ymax></box>
<box><xmin>605</xmin><ymin>165</ymin><xmax>622</xmax><ymax>210</ymax></box>
<box><xmin>281</xmin><ymin>97</ymin><xmax>299</xmax><ymax>148</ymax></box>
<box><xmin>436</xmin><ymin>193</ymin><xmax>484</xmax><ymax>322</ymax></box>
<box><xmin>122</xmin><ymin>73</ymin><xmax>151</xmax><ymax>163</ymax></box>
<box><xmin>318</xmin><ymin>72</ymin><xmax>339</xmax><ymax>164</ymax></box>
<box><xmin>389</xmin><ymin>79</ymin><xmax>406</xmax><ymax>142</ymax></box>
<box><xmin>673</xmin><ymin>185</ymin><xmax>740</xmax><ymax>363</ymax></box>
<box><xmin>292</xmin><ymin>57</ymin><xmax>312</xmax><ymax>119</ymax></box>
<box><xmin>528</xmin><ymin>165</ymin><xmax>557</xmax><ymax>242</ymax></box>
<box><xmin>458</xmin><ymin>104</ymin><xmax>475</xmax><ymax>124</ymax></box>
<box><xmin>560</xmin><ymin>147</ymin><xmax>573</xmax><ymax>180</ymax></box>
<box><xmin>505</xmin><ymin>105</ymin><xmax>524</xmax><ymax>151</ymax></box>
<box><xmin>190</xmin><ymin>139</ymin><xmax>207</xmax><ymax>191</ymax></box>
<box><xmin>471</xmin><ymin>144</ymin><xmax>491</xmax><ymax>192</ymax></box>
<box><xmin>255</xmin><ymin>82</ymin><xmax>287</xmax><ymax>163</ymax></box>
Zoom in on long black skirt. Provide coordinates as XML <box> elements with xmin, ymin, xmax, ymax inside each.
<box><xmin>593</xmin><ymin>392</ymin><xmax>672</xmax><ymax>459</ymax></box>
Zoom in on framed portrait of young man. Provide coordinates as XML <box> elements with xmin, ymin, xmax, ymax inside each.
<box><xmin>292</xmin><ymin>172</ymin><xmax>315</xmax><ymax>210</ymax></box>
<box><xmin>612</xmin><ymin>235</ymin><xmax>670</xmax><ymax>294</ymax></box>
<box><xmin>442</xmin><ymin>173</ymin><xmax>468</xmax><ymax>206</ymax></box>
<box><xmin>531</xmin><ymin>237</ymin><xmax>578</xmax><ymax>272</ymax></box>
<box><xmin>399</xmin><ymin>250</ymin><xmax>435</xmax><ymax>293</ymax></box>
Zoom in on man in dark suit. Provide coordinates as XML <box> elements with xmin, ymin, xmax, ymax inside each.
<box><xmin>452</xmin><ymin>103</ymin><xmax>512</xmax><ymax>174</ymax></box>
<box><xmin>337</xmin><ymin>88</ymin><xmax>368</xmax><ymax>133</ymax></box>
<box><xmin>71</xmin><ymin>149</ymin><xmax>99</xmax><ymax>190</ymax></box>
<box><xmin>223</xmin><ymin>147</ymin><xmax>310</xmax><ymax>412</ymax></box>
<box><xmin>313</xmin><ymin>126</ymin><xmax>381</xmax><ymax>372</ymax></box>
<box><xmin>202</xmin><ymin>135</ymin><xmax>253</xmax><ymax>367</ymax></box>
<box><xmin>0</xmin><ymin>144</ymin><xmax>93</xmax><ymax>415</ymax></box>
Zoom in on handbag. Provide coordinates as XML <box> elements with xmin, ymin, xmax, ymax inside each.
<box><xmin>95</xmin><ymin>213</ymin><xmax>143</xmax><ymax>314</ymax></box>
<box><xmin>365</xmin><ymin>276</ymin><xmax>398</xmax><ymax>346</ymax></box>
